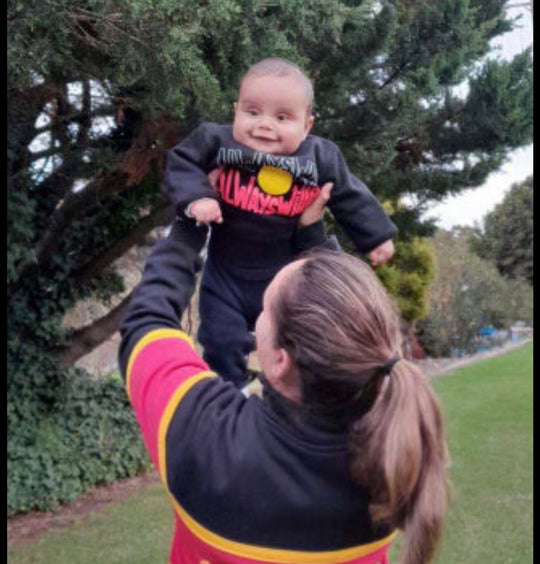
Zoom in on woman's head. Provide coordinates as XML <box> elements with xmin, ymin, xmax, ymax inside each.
<box><xmin>255</xmin><ymin>250</ymin><xmax>402</xmax><ymax>415</ymax></box>
<box><xmin>255</xmin><ymin>250</ymin><xmax>449</xmax><ymax>564</ymax></box>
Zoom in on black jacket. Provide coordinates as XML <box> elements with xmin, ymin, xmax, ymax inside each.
<box><xmin>119</xmin><ymin>218</ymin><xmax>396</xmax><ymax>563</ymax></box>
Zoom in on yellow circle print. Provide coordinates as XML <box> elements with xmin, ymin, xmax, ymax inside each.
<box><xmin>257</xmin><ymin>166</ymin><xmax>293</xmax><ymax>196</ymax></box>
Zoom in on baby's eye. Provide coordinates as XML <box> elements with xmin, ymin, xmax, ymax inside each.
<box><xmin>247</xmin><ymin>109</ymin><xmax>259</xmax><ymax>116</ymax></box>
<box><xmin>277</xmin><ymin>114</ymin><xmax>290</xmax><ymax>121</ymax></box>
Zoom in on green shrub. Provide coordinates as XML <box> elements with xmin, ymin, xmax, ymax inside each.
<box><xmin>7</xmin><ymin>355</ymin><xmax>150</xmax><ymax>515</ymax></box>
<box><xmin>376</xmin><ymin>238</ymin><xmax>435</xmax><ymax>323</ymax></box>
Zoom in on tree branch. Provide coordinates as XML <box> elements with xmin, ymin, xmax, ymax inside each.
<box><xmin>55</xmin><ymin>292</ymin><xmax>133</xmax><ymax>370</ymax></box>
<box><xmin>28</xmin><ymin>136</ymin><xmax>115</xmax><ymax>163</ymax></box>
<box><xmin>76</xmin><ymin>78</ymin><xmax>92</xmax><ymax>148</ymax></box>
<box><xmin>378</xmin><ymin>60</ymin><xmax>410</xmax><ymax>91</ymax></box>
<box><xmin>33</xmin><ymin>158</ymin><xmax>97</xmax><ymax>199</ymax></box>
<box><xmin>74</xmin><ymin>203</ymin><xmax>172</xmax><ymax>285</ymax></box>
<box><xmin>35</xmin><ymin>170</ymin><xmax>127</xmax><ymax>265</ymax></box>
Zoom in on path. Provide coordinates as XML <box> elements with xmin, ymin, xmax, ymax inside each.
<box><xmin>416</xmin><ymin>338</ymin><xmax>532</xmax><ymax>377</ymax></box>
<box><xmin>7</xmin><ymin>338</ymin><xmax>532</xmax><ymax>548</ymax></box>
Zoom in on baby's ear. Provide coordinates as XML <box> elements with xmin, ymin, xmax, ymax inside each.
<box><xmin>304</xmin><ymin>114</ymin><xmax>314</xmax><ymax>137</ymax></box>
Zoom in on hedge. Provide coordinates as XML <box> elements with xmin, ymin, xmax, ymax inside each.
<box><xmin>7</xmin><ymin>364</ymin><xmax>151</xmax><ymax>516</ymax></box>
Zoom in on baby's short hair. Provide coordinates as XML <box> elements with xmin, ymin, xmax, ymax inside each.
<box><xmin>241</xmin><ymin>58</ymin><xmax>314</xmax><ymax>113</ymax></box>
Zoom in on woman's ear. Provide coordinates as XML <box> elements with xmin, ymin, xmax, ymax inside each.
<box><xmin>273</xmin><ymin>348</ymin><xmax>291</xmax><ymax>379</ymax></box>
<box><xmin>272</xmin><ymin>349</ymin><xmax>302</xmax><ymax>403</ymax></box>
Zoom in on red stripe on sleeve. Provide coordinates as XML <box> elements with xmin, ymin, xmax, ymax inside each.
<box><xmin>127</xmin><ymin>330</ymin><xmax>214</xmax><ymax>471</ymax></box>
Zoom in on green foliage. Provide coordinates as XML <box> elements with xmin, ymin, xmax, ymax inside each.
<box><xmin>7</xmin><ymin>190</ymin><xmax>36</xmax><ymax>285</ymax></box>
<box><xmin>327</xmin><ymin>200</ymin><xmax>435</xmax><ymax>324</ymax></box>
<box><xmin>7</xmin><ymin>262</ymin><xmax>149</xmax><ymax>514</ymax></box>
<box><xmin>376</xmin><ymin>237</ymin><xmax>435</xmax><ymax>322</ymax></box>
<box><xmin>469</xmin><ymin>176</ymin><xmax>533</xmax><ymax>284</ymax></box>
<box><xmin>7</xmin><ymin>364</ymin><xmax>150</xmax><ymax>516</ymax></box>
<box><xmin>418</xmin><ymin>228</ymin><xmax>533</xmax><ymax>357</ymax></box>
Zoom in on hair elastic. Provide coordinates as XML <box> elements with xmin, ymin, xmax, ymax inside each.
<box><xmin>379</xmin><ymin>355</ymin><xmax>401</xmax><ymax>377</ymax></box>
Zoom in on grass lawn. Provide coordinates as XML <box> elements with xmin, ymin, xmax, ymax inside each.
<box><xmin>391</xmin><ymin>341</ymin><xmax>533</xmax><ymax>563</ymax></box>
<box><xmin>8</xmin><ymin>482</ymin><xmax>172</xmax><ymax>564</ymax></box>
<box><xmin>8</xmin><ymin>343</ymin><xmax>533</xmax><ymax>564</ymax></box>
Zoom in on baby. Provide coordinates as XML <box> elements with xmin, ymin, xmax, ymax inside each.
<box><xmin>165</xmin><ymin>58</ymin><xmax>397</xmax><ymax>386</ymax></box>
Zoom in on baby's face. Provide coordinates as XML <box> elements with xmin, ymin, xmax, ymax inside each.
<box><xmin>233</xmin><ymin>74</ymin><xmax>314</xmax><ymax>156</ymax></box>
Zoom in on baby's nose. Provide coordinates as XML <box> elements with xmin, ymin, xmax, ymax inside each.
<box><xmin>258</xmin><ymin>115</ymin><xmax>273</xmax><ymax>129</ymax></box>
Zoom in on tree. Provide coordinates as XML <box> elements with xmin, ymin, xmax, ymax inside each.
<box><xmin>469</xmin><ymin>176</ymin><xmax>533</xmax><ymax>284</ymax></box>
<box><xmin>418</xmin><ymin>228</ymin><xmax>533</xmax><ymax>357</ymax></box>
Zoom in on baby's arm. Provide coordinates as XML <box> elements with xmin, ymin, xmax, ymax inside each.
<box><xmin>165</xmin><ymin>123</ymin><xmax>223</xmax><ymax>217</ymax></box>
<box><xmin>318</xmin><ymin>141</ymin><xmax>397</xmax><ymax>262</ymax></box>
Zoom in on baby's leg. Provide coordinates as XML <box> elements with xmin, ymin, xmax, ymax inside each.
<box><xmin>197</xmin><ymin>258</ymin><xmax>256</xmax><ymax>388</ymax></box>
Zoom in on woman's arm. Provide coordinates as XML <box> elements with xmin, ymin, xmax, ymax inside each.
<box><xmin>118</xmin><ymin>218</ymin><xmax>208</xmax><ymax>377</ymax></box>
<box><xmin>118</xmin><ymin>217</ymin><xmax>219</xmax><ymax>477</ymax></box>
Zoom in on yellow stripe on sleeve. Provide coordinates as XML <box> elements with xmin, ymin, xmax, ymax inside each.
<box><xmin>169</xmin><ymin>493</ymin><xmax>397</xmax><ymax>564</ymax></box>
<box><xmin>126</xmin><ymin>328</ymin><xmax>196</xmax><ymax>399</ymax></box>
<box><xmin>157</xmin><ymin>370</ymin><xmax>216</xmax><ymax>483</ymax></box>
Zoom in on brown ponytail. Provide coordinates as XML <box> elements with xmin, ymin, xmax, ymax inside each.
<box><xmin>351</xmin><ymin>360</ymin><xmax>449</xmax><ymax>564</ymax></box>
<box><xmin>273</xmin><ymin>251</ymin><xmax>449</xmax><ymax>564</ymax></box>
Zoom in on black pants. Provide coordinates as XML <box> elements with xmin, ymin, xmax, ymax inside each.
<box><xmin>197</xmin><ymin>256</ymin><xmax>281</xmax><ymax>388</ymax></box>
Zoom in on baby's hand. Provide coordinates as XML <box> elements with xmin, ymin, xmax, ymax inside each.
<box><xmin>189</xmin><ymin>198</ymin><xmax>223</xmax><ymax>224</ymax></box>
<box><xmin>369</xmin><ymin>239</ymin><xmax>395</xmax><ymax>266</ymax></box>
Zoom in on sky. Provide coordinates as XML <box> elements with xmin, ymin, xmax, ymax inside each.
<box><xmin>423</xmin><ymin>4</ymin><xmax>533</xmax><ymax>230</ymax></box>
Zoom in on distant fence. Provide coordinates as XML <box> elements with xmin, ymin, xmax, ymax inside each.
<box><xmin>510</xmin><ymin>325</ymin><xmax>534</xmax><ymax>341</ymax></box>
<box><xmin>451</xmin><ymin>325</ymin><xmax>533</xmax><ymax>357</ymax></box>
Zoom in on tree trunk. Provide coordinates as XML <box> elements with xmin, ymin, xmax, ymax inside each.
<box><xmin>400</xmin><ymin>320</ymin><xmax>416</xmax><ymax>360</ymax></box>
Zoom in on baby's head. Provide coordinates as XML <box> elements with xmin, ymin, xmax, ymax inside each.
<box><xmin>233</xmin><ymin>58</ymin><xmax>315</xmax><ymax>156</ymax></box>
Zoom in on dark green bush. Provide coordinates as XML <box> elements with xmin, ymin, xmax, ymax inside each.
<box><xmin>7</xmin><ymin>351</ymin><xmax>150</xmax><ymax>516</ymax></box>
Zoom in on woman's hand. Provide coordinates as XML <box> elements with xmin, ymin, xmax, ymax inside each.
<box><xmin>207</xmin><ymin>167</ymin><xmax>223</xmax><ymax>190</ymax></box>
<box><xmin>298</xmin><ymin>182</ymin><xmax>334</xmax><ymax>227</ymax></box>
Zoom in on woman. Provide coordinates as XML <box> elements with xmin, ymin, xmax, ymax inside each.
<box><xmin>119</xmin><ymin>195</ymin><xmax>449</xmax><ymax>564</ymax></box>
